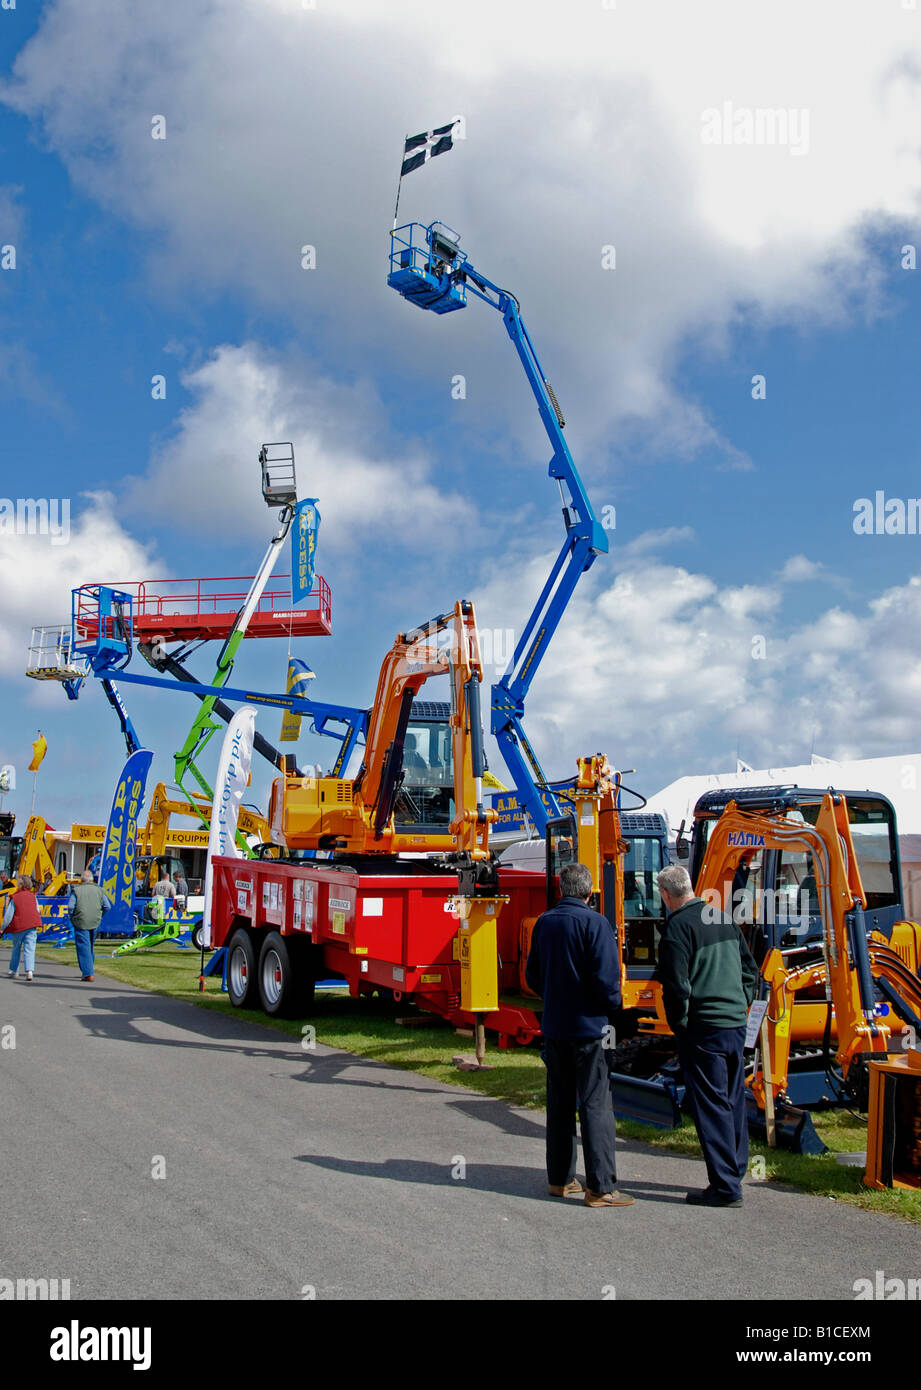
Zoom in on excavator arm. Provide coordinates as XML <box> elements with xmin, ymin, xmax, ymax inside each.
<box><xmin>697</xmin><ymin>795</ymin><xmax>895</xmax><ymax>1103</ymax></box>
<box><xmin>0</xmin><ymin>817</ymin><xmax>67</xmax><ymax>900</ymax></box>
<box><xmin>272</xmin><ymin>600</ymin><xmax>496</xmax><ymax>856</ymax></box>
<box><xmin>143</xmin><ymin>782</ymin><xmax>272</xmax><ymax>859</ymax></box>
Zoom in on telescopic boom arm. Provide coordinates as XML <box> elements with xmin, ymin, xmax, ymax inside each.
<box><xmin>388</xmin><ymin>221</ymin><xmax>609</xmax><ymax>835</ymax></box>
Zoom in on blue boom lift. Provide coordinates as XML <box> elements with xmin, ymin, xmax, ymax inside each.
<box><xmin>388</xmin><ymin>221</ymin><xmax>609</xmax><ymax>836</ymax></box>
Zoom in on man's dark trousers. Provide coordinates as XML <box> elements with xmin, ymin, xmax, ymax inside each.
<box><xmin>677</xmin><ymin>1024</ymin><xmax>748</xmax><ymax>1201</ymax></box>
<box><xmin>544</xmin><ymin>1037</ymin><xmax>618</xmax><ymax>1193</ymax></box>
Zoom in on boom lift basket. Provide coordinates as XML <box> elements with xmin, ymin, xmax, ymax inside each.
<box><xmin>26</xmin><ymin>625</ymin><xmax>89</xmax><ymax>695</ymax></box>
<box><xmin>259</xmin><ymin>442</ymin><xmax>298</xmax><ymax>508</ymax></box>
<box><xmin>388</xmin><ymin>222</ymin><xmax>467</xmax><ymax>314</ymax></box>
<box><xmin>70</xmin><ymin>585</ymin><xmax>134</xmax><ymax>672</ymax></box>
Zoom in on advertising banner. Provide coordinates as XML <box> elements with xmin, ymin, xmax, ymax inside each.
<box><xmin>98</xmin><ymin>749</ymin><xmax>154</xmax><ymax>935</ymax></box>
<box><xmin>201</xmin><ymin>708</ymin><xmax>256</xmax><ymax>946</ymax></box>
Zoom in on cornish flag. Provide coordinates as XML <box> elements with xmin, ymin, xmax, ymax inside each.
<box><xmin>401</xmin><ymin>121</ymin><xmax>459</xmax><ymax>176</ymax></box>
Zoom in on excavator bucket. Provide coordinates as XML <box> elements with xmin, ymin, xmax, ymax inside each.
<box><xmin>744</xmin><ymin>1094</ymin><xmax>828</xmax><ymax>1156</ymax></box>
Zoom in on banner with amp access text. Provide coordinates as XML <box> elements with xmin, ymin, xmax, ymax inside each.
<box><xmin>290</xmin><ymin>498</ymin><xmax>320</xmax><ymax>606</ymax></box>
<box><xmin>98</xmin><ymin>748</ymin><xmax>154</xmax><ymax>935</ymax></box>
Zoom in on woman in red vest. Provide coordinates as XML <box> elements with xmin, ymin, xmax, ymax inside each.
<box><xmin>3</xmin><ymin>874</ymin><xmax>42</xmax><ymax>981</ymax></box>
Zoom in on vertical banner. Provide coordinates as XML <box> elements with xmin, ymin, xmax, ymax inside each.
<box><xmin>279</xmin><ymin>657</ymin><xmax>315</xmax><ymax>742</ymax></box>
<box><xmin>99</xmin><ymin>748</ymin><xmax>154</xmax><ymax>935</ymax></box>
<box><xmin>290</xmin><ymin>498</ymin><xmax>321</xmax><ymax>606</ymax></box>
<box><xmin>202</xmin><ymin>707</ymin><xmax>256</xmax><ymax>947</ymax></box>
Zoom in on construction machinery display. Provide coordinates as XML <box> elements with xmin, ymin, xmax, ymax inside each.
<box><xmin>13</xmin><ymin>205</ymin><xmax>921</xmax><ymax>1192</ymax></box>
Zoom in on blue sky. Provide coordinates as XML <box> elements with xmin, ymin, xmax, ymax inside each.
<box><xmin>0</xmin><ymin>0</ymin><xmax>919</xmax><ymax>830</ymax></box>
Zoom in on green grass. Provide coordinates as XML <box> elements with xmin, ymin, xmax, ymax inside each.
<box><xmin>15</xmin><ymin>937</ymin><xmax>921</xmax><ymax>1224</ymax></box>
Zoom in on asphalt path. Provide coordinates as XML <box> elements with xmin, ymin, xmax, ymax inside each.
<box><xmin>1</xmin><ymin>953</ymin><xmax>918</xmax><ymax>1302</ymax></box>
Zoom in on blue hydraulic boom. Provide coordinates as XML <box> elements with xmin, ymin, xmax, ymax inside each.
<box><xmin>388</xmin><ymin>221</ymin><xmax>609</xmax><ymax>835</ymax></box>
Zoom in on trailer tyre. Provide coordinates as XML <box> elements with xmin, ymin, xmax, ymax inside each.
<box><xmin>227</xmin><ymin>928</ymin><xmax>260</xmax><ymax>1009</ymax></box>
<box><xmin>258</xmin><ymin>931</ymin><xmax>313</xmax><ymax>1019</ymax></box>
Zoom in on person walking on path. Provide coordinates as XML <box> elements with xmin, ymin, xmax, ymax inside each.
<box><xmin>68</xmin><ymin>870</ymin><xmax>112</xmax><ymax>983</ymax></box>
<box><xmin>525</xmin><ymin>860</ymin><xmax>634</xmax><ymax>1209</ymax></box>
<box><xmin>656</xmin><ymin>863</ymin><xmax>759</xmax><ymax>1208</ymax></box>
<box><xmin>3</xmin><ymin>874</ymin><xmax>42</xmax><ymax>981</ymax></box>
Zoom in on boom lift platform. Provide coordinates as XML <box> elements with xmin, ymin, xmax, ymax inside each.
<box><xmin>389</xmin><ymin>221</ymin><xmax>609</xmax><ymax>838</ymax></box>
<box><xmin>26</xmin><ymin>445</ymin><xmax>366</xmax><ymax>797</ymax></box>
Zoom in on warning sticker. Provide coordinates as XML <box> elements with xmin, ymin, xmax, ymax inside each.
<box><xmin>331</xmin><ymin>910</ymin><xmax>346</xmax><ymax>935</ymax></box>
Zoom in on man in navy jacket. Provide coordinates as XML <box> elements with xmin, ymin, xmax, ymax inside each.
<box><xmin>526</xmin><ymin>861</ymin><xmax>634</xmax><ymax>1208</ymax></box>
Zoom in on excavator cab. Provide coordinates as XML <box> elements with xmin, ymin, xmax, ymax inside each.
<box><xmin>393</xmin><ymin>701</ymin><xmax>455</xmax><ymax>834</ymax></box>
<box><xmin>135</xmin><ymin>855</ymin><xmax>186</xmax><ymax>899</ymax></box>
<box><xmin>0</xmin><ymin>830</ymin><xmax>24</xmax><ymax>886</ymax></box>
<box><xmin>0</xmin><ymin>810</ymin><xmax>23</xmax><ymax>884</ymax></box>
<box><xmin>690</xmin><ymin>787</ymin><xmax>905</xmax><ymax>955</ymax></box>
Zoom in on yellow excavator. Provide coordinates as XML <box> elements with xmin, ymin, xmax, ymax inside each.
<box><xmin>596</xmin><ymin>789</ymin><xmax>921</xmax><ymax>1183</ymax></box>
<box><xmin>691</xmin><ymin>794</ymin><xmax>921</xmax><ymax>1184</ymax></box>
<box><xmin>0</xmin><ymin>816</ymin><xmax>67</xmax><ymax>899</ymax></box>
<box><xmin>269</xmin><ymin>600</ymin><xmax>496</xmax><ymax>860</ymax></box>
<box><xmin>142</xmin><ymin>782</ymin><xmax>272</xmax><ymax>863</ymax></box>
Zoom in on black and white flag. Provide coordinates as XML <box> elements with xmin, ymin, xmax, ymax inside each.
<box><xmin>401</xmin><ymin>121</ymin><xmax>459</xmax><ymax>177</ymax></box>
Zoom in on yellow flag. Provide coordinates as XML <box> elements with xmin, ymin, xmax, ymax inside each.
<box><xmin>28</xmin><ymin>733</ymin><xmax>47</xmax><ymax>772</ymax></box>
<box><xmin>482</xmin><ymin>769</ymin><xmax>508</xmax><ymax>792</ymax></box>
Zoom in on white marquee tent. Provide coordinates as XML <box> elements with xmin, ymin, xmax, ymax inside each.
<box><xmin>645</xmin><ymin>752</ymin><xmax>921</xmax><ymax>919</ymax></box>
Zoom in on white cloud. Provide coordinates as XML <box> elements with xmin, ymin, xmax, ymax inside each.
<box><xmin>0</xmin><ymin>492</ymin><xmax>159</xmax><ymax>678</ymax></box>
<box><xmin>128</xmin><ymin>342</ymin><xmax>472</xmax><ymax>546</ymax></box>
<box><xmin>474</xmin><ymin>552</ymin><xmax>921</xmax><ymax>788</ymax></box>
<box><xmin>778</xmin><ymin>554</ymin><xmax>825</xmax><ymax>583</ymax></box>
<box><xmin>621</xmin><ymin>525</ymin><xmax>695</xmax><ymax>558</ymax></box>
<box><xmin>2</xmin><ymin>0</ymin><xmax>918</xmax><ymax>471</ymax></box>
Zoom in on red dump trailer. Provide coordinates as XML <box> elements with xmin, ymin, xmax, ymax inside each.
<box><xmin>209</xmin><ymin>856</ymin><xmax>549</xmax><ymax>1045</ymax></box>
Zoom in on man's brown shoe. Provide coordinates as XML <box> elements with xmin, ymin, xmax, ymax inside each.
<box><xmin>584</xmin><ymin>1189</ymin><xmax>635</xmax><ymax>1207</ymax></box>
<box><xmin>81</xmin><ymin>975</ymin><xmax>95</xmax><ymax>982</ymax></box>
<box><xmin>548</xmin><ymin>1180</ymin><xmax>584</xmax><ymax>1197</ymax></box>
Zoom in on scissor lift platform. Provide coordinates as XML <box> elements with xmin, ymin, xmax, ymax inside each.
<box><xmin>73</xmin><ymin>574</ymin><xmax>332</xmax><ymax>645</ymax></box>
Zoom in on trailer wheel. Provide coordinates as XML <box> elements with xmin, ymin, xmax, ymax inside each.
<box><xmin>227</xmin><ymin>929</ymin><xmax>259</xmax><ymax>1009</ymax></box>
<box><xmin>191</xmin><ymin>923</ymin><xmax>205</xmax><ymax>951</ymax></box>
<box><xmin>258</xmin><ymin>931</ymin><xmax>314</xmax><ymax>1018</ymax></box>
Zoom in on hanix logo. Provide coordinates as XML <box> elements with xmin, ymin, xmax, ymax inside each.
<box><xmin>50</xmin><ymin>1320</ymin><xmax>152</xmax><ymax>1371</ymax></box>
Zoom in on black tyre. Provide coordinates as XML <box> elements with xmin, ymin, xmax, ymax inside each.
<box><xmin>258</xmin><ymin>931</ymin><xmax>316</xmax><ymax>1019</ymax></box>
<box><xmin>226</xmin><ymin>928</ymin><xmax>259</xmax><ymax>1009</ymax></box>
<box><xmin>191</xmin><ymin>922</ymin><xmax>205</xmax><ymax>951</ymax></box>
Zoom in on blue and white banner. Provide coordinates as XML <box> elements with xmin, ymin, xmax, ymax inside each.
<box><xmin>279</xmin><ymin>658</ymin><xmax>315</xmax><ymax>742</ymax></box>
<box><xmin>290</xmin><ymin>498</ymin><xmax>320</xmax><ymax>606</ymax></box>
<box><xmin>99</xmin><ymin>748</ymin><xmax>154</xmax><ymax>935</ymax></box>
<box><xmin>201</xmin><ymin>707</ymin><xmax>256</xmax><ymax>947</ymax></box>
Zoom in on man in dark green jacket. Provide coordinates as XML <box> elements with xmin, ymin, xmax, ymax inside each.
<box><xmin>656</xmin><ymin>864</ymin><xmax>758</xmax><ymax>1207</ymax></box>
<box><xmin>68</xmin><ymin>870</ymin><xmax>112</xmax><ymax>983</ymax></box>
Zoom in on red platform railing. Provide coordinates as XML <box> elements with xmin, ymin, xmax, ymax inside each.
<box><xmin>77</xmin><ymin>575</ymin><xmax>332</xmax><ymax>644</ymax></box>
